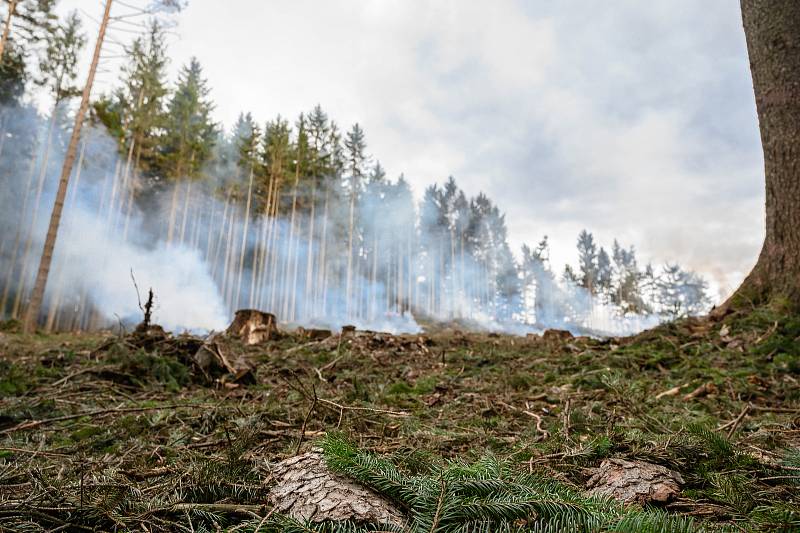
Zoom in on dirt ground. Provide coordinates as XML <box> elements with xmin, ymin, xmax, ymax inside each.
<box><xmin>0</xmin><ymin>308</ymin><xmax>798</xmax><ymax>531</ymax></box>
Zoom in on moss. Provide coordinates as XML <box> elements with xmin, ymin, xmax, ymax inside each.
<box><xmin>106</xmin><ymin>346</ymin><xmax>191</xmax><ymax>391</ymax></box>
<box><xmin>70</xmin><ymin>425</ymin><xmax>104</xmax><ymax>442</ymax></box>
<box><xmin>0</xmin><ymin>318</ymin><xmax>21</xmax><ymax>332</ymax></box>
<box><xmin>0</xmin><ymin>360</ymin><xmax>32</xmax><ymax>396</ymax></box>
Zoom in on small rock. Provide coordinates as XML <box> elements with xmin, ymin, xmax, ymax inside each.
<box><xmin>586</xmin><ymin>458</ymin><xmax>683</xmax><ymax>505</ymax></box>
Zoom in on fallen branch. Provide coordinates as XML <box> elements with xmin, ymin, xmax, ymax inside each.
<box><xmin>716</xmin><ymin>403</ymin><xmax>751</xmax><ymax>438</ymax></box>
<box><xmin>296</xmin><ymin>383</ymin><xmax>319</xmax><ymax>454</ymax></box>
<box><xmin>0</xmin><ymin>447</ymin><xmax>71</xmax><ymax>458</ymax></box>
<box><xmin>317</xmin><ymin>398</ymin><xmax>409</xmax><ymax>418</ymax></box>
<box><xmin>522</xmin><ymin>410</ymin><xmax>550</xmax><ymax>439</ymax></box>
<box><xmin>655</xmin><ymin>384</ymin><xmax>687</xmax><ymax>400</ymax></box>
<box><xmin>0</xmin><ymin>404</ymin><xmax>213</xmax><ymax>435</ymax></box>
<box><xmin>750</xmin><ymin>406</ymin><xmax>800</xmax><ymax>413</ymax></box>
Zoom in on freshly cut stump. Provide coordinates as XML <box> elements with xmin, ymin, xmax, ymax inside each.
<box><xmin>587</xmin><ymin>459</ymin><xmax>683</xmax><ymax>505</ymax></box>
<box><xmin>226</xmin><ymin>309</ymin><xmax>277</xmax><ymax>345</ymax></box>
<box><xmin>268</xmin><ymin>450</ymin><xmax>404</xmax><ymax>526</ymax></box>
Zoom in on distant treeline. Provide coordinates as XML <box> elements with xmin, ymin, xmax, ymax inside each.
<box><xmin>0</xmin><ymin>8</ymin><xmax>709</xmax><ymax>332</ymax></box>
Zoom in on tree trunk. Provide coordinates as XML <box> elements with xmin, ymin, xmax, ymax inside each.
<box><xmin>345</xmin><ymin>177</ymin><xmax>357</xmax><ymax>319</ymax></box>
<box><xmin>283</xmin><ymin>162</ymin><xmax>301</xmax><ymax>320</ymax></box>
<box><xmin>724</xmin><ymin>1</ymin><xmax>800</xmax><ymax>311</ymax></box>
<box><xmin>304</xmin><ymin>179</ymin><xmax>317</xmax><ymax>320</ymax></box>
<box><xmin>23</xmin><ymin>0</ymin><xmax>114</xmax><ymax>333</ymax></box>
<box><xmin>0</xmin><ymin>0</ymin><xmax>17</xmax><ymax>60</ymax></box>
<box><xmin>235</xmin><ymin>163</ymin><xmax>255</xmax><ymax>309</ymax></box>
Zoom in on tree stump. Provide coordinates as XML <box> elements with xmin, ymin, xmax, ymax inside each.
<box><xmin>542</xmin><ymin>329</ymin><xmax>574</xmax><ymax>344</ymax></box>
<box><xmin>267</xmin><ymin>450</ymin><xmax>404</xmax><ymax>526</ymax></box>
<box><xmin>297</xmin><ymin>327</ymin><xmax>333</xmax><ymax>340</ymax></box>
<box><xmin>586</xmin><ymin>459</ymin><xmax>683</xmax><ymax>505</ymax></box>
<box><xmin>225</xmin><ymin>310</ymin><xmax>277</xmax><ymax>345</ymax></box>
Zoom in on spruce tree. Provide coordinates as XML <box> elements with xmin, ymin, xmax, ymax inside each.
<box><xmin>657</xmin><ymin>264</ymin><xmax>711</xmax><ymax>319</ymax></box>
<box><xmin>118</xmin><ymin>20</ymin><xmax>169</xmax><ymax>178</ymax></box>
<box><xmin>0</xmin><ymin>34</ymin><xmax>24</xmax><ymax>104</ymax></box>
<box><xmin>344</xmin><ymin>123</ymin><xmax>367</xmax><ymax>317</ymax></box>
<box><xmin>596</xmin><ymin>247</ymin><xmax>613</xmax><ymax>302</ymax></box>
<box><xmin>35</xmin><ymin>10</ymin><xmax>83</xmax><ymax>105</ymax></box>
<box><xmin>0</xmin><ymin>0</ymin><xmax>56</xmax><ymax>60</ymax></box>
<box><xmin>576</xmin><ymin>229</ymin><xmax>598</xmax><ymax>294</ymax></box>
<box><xmin>162</xmin><ymin>57</ymin><xmax>217</xmax><ymax>179</ymax></box>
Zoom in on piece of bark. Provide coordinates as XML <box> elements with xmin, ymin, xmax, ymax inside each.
<box><xmin>226</xmin><ymin>309</ymin><xmax>277</xmax><ymax>345</ymax></box>
<box><xmin>268</xmin><ymin>450</ymin><xmax>404</xmax><ymax>526</ymax></box>
<box><xmin>586</xmin><ymin>458</ymin><xmax>683</xmax><ymax>505</ymax></box>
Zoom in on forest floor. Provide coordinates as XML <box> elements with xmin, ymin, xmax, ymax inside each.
<box><xmin>0</xmin><ymin>307</ymin><xmax>799</xmax><ymax>532</ymax></box>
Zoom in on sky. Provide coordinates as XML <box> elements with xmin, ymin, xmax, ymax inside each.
<box><xmin>59</xmin><ymin>0</ymin><xmax>765</xmax><ymax>302</ymax></box>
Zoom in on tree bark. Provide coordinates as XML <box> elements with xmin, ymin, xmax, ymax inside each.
<box><xmin>0</xmin><ymin>0</ymin><xmax>17</xmax><ymax>60</ymax></box>
<box><xmin>23</xmin><ymin>0</ymin><xmax>113</xmax><ymax>333</ymax></box>
<box><xmin>725</xmin><ymin>1</ymin><xmax>800</xmax><ymax>311</ymax></box>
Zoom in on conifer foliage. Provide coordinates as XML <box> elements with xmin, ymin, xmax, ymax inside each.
<box><xmin>244</xmin><ymin>434</ymin><xmax>705</xmax><ymax>533</ymax></box>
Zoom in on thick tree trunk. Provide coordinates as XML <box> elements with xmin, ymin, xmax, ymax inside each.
<box><xmin>725</xmin><ymin>1</ymin><xmax>800</xmax><ymax>311</ymax></box>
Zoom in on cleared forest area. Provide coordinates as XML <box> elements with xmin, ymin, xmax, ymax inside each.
<box><xmin>2</xmin><ymin>1</ymin><xmax>799</xmax><ymax>531</ymax></box>
<box><xmin>1</xmin><ymin>307</ymin><xmax>798</xmax><ymax>531</ymax></box>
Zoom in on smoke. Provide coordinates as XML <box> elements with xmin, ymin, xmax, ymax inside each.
<box><xmin>0</xmin><ymin>103</ymin><xmax>701</xmax><ymax>336</ymax></box>
<box><xmin>0</xmin><ymin>106</ymin><xmax>228</xmax><ymax>332</ymax></box>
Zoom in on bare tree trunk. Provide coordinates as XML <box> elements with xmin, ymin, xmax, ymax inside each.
<box><xmin>14</xmin><ymin>111</ymin><xmax>60</xmax><ymax>315</ymax></box>
<box><xmin>221</xmin><ymin>203</ymin><xmax>237</xmax><ymax>309</ymax></box>
<box><xmin>268</xmin><ymin>177</ymin><xmax>283</xmax><ymax>313</ymax></box>
<box><xmin>179</xmin><ymin>178</ymin><xmax>193</xmax><ymax>245</ymax></box>
<box><xmin>249</xmin><ymin>217</ymin><xmax>264</xmax><ymax>308</ymax></box>
<box><xmin>255</xmin><ymin>173</ymin><xmax>277</xmax><ymax>310</ymax></box>
<box><xmin>345</xmin><ymin>180</ymin><xmax>357</xmax><ymax>319</ymax></box>
<box><xmin>190</xmin><ymin>195</ymin><xmax>202</xmax><ymax>249</ymax></box>
<box><xmin>0</xmin><ymin>0</ymin><xmax>17</xmax><ymax>60</ymax></box>
<box><xmin>235</xmin><ymin>164</ymin><xmax>255</xmax><ymax>309</ymax></box>
<box><xmin>283</xmin><ymin>165</ymin><xmax>300</xmax><ymax>320</ymax></box>
<box><xmin>166</xmin><ymin>180</ymin><xmax>181</xmax><ymax>244</ymax></box>
<box><xmin>45</xmin><ymin>138</ymin><xmax>87</xmax><ymax>332</ymax></box>
<box><xmin>0</xmin><ymin>152</ymin><xmax>37</xmax><ymax>316</ymax></box>
<box><xmin>370</xmin><ymin>231</ymin><xmax>378</xmax><ymax>320</ymax></box>
<box><xmin>204</xmin><ymin>196</ymin><xmax>218</xmax><ymax>262</ymax></box>
<box><xmin>289</xmin><ymin>213</ymin><xmax>304</xmax><ymax>321</ymax></box>
<box><xmin>304</xmin><ymin>180</ymin><xmax>317</xmax><ymax>320</ymax></box>
<box><xmin>318</xmin><ymin>188</ymin><xmax>330</xmax><ymax>317</ymax></box>
<box><xmin>211</xmin><ymin>191</ymin><xmax>231</xmax><ymax>277</ymax></box>
<box><xmin>24</xmin><ymin>0</ymin><xmax>114</xmax><ymax>333</ymax></box>
<box><xmin>721</xmin><ymin>0</ymin><xmax>800</xmax><ymax>312</ymax></box>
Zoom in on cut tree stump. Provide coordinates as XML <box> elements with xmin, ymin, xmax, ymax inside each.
<box><xmin>226</xmin><ymin>309</ymin><xmax>277</xmax><ymax>345</ymax></box>
<box><xmin>542</xmin><ymin>329</ymin><xmax>575</xmax><ymax>343</ymax></box>
<box><xmin>586</xmin><ymin>458</ymin><xmax>683</xmax><ymax>505</ymax></box>
<box><xmin>268</xmin><ymin>450</ymin><xmax>404</xmax><ymax>526</ymax></box>
<box><xmin>297</xmin><ymin>327</ymin><xmax>333</xmax><ymax>340</ymax></box>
